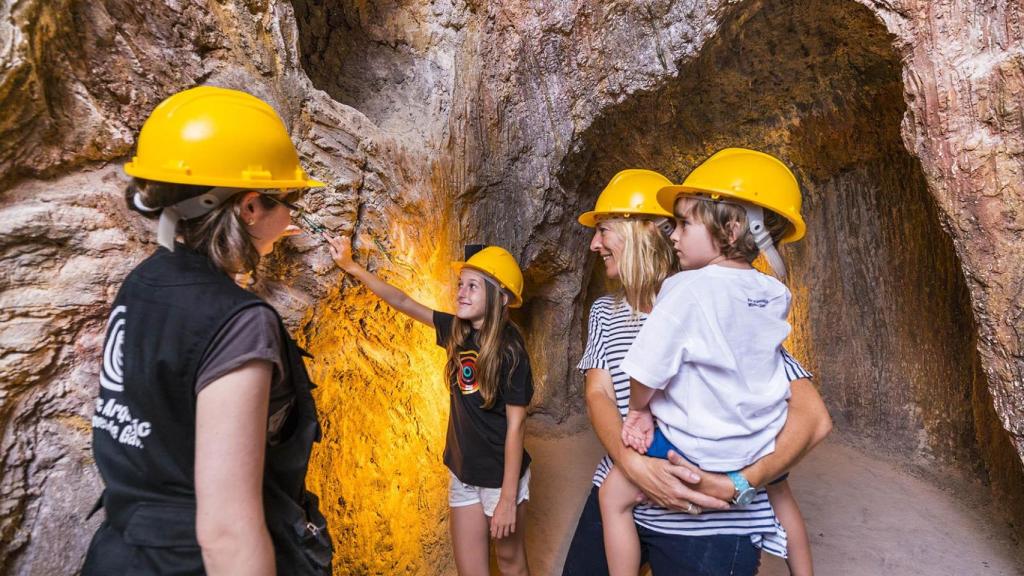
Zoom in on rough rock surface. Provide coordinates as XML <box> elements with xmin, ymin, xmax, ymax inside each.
<box><xmin>1</xmin><ymin>0</ymin><xmax>1022</xmax><ymax>573</ymax></box>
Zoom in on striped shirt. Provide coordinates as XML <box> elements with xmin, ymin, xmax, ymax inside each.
<box><xmin>578</xmin><ymin>295</ymin><xmax>812</xmax><ymax>558</ymax></box>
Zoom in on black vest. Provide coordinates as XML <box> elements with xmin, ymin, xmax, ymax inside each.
<box><xmin>84</xmin><ymin>246</ymin><xmax>333</xmax><ymax>575</ymax></box>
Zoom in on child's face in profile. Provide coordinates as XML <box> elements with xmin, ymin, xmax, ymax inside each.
<box><xmin>671</xmin><ymin>197</ymin><xmax>721</xmax><ymax>270</ymax></box>
<box><xmin>455</xmin><ymin>269</ymin><xmax>489</xmax><ymax>327</ymax></box>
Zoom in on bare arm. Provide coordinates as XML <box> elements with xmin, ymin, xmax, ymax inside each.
<box><xmin>326</xmin><ymin>234</ymin><xmax>434</xmax><ymax>327</ymax></box>
<box><xmin>491</xmin><ymin>404</ymin><xmax>527</xmax><ymax>539</ymax></box>
<box><xmin>627</xmin><ymin>378</ymin><xmax>656</xmax><ymax>411</ymax></box>
<box><xmin>667</xmin><ymin>377</ymin><xmax>833</xmax><ymax>500</ymax></box>
<box><xmin>583</xmin><ymin>368</ymin><xmax>729</xmax><ymax>511</ymax></box>
<box><xmin>621</xmin><ymin>378</ymin><xmax>657</xmax><ymax>453</ymax></box>
<box><xmin>195</xmin><ymin>360</ymin><xmax>275</xmax><ymax>576</ymax></box>
<box><xmin>742</xmin><ymin>377</ymin><xmax>831</xmax><ymax>486</ymax></box>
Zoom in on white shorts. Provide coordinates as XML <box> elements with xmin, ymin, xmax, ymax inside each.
<box><xmin>448</xmin><ymin>468</ymin><xmax>531</xmax><ymax>517</ymax></box>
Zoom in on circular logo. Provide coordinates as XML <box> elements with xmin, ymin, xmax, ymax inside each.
<box><xmin>100</xmin><ymin>306</ymin><xmax>126</xmax><ymax>392</ymax></box>
<box><xmin>457</xmin><ymin>351</ymin><xmax>479</xmax><ymax>394</ymax></box>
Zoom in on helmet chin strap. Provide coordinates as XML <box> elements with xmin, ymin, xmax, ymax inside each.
<box><xmin>743</xmin><ymin>204</ymin><xmax>787</xmax><ymax>282</ymax></box>
<box><xmin>155</xmin><ymin>187</ymin><xmax>244</xmax><ymax>251</ymax></box>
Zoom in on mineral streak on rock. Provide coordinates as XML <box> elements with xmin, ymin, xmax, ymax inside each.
<box><xmin>1</xmin><ymin>0</ymin><xmax>1022</xmax><ymax>573</ymax></box>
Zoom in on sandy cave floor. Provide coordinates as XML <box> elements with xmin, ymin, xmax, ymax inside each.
<box><xmin>523</xmin><ymin>428</ymin><xmax>1024</xmax><ymax>576</ymax></box>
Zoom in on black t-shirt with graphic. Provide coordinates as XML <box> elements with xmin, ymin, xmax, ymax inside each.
<box><xmin>434</xmin><ymin>311</ymin><xmax>533</xmax><ymax>488</ymax></box>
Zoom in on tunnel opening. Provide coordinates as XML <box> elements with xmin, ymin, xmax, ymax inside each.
<box><xmin>561</xmin><ymin>0</ymin><xmax>1023</xmax><ymax>527</ymax></box>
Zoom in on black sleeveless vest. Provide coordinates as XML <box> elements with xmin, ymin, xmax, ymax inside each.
<box><xmin>83</xmin><ymin>246</ymin><xmax>333</xmax><ymax>575</ymax></box>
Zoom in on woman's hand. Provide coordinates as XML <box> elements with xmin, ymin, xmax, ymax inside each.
<box><xmin>666</xmin><ymin>451</ymin><xmax>737</xmax><ymax>502</ymax></box>
<box><xmin>619</xmin><ymin>450</ymin><xmax>731</xmax><ymax>512</ymax></box>
<box><xmin>490</xmin><ymin>497</ymin><xmax>517</xmax><ymax>539</ymax></box>
<box><xmin>621</xmin><ymin>408</ymin><xmax>655</xmax><ymax>453</ymax></box>
<box><xmin>326</xmin><ymin>234</ymin><xmax>360</xmax><ymax>273</ymax></box>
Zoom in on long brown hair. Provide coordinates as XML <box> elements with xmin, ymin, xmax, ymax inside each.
<box><xmin>444</xmin><ymin>279</ymin><xmax>526</xmax><ymax>409</ymax></box>
<box><xmin>125</xmin><ymin>178</ymin><xmax>278</xmax><ymax>274</ymax></box>
<box><xmin>603</xmin><ymin>218</ymin><xmax>678</xmax><ymax>314</ymax></box>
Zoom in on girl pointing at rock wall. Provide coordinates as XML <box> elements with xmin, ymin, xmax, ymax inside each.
<box><xmin>328</xmin><ymin>235</ymin><xmax>534</xmax><ymax>576</ymax></box>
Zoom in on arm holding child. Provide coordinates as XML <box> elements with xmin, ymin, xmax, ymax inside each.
<box><xmin>662</xmin><ymin>377</ymin><xmax>832</xmax><ymax>502</ymax></box>
<box><xmin>584</xmin><ymin>368</ymin><xmax>731</xmax><ymax>511</ymax></box>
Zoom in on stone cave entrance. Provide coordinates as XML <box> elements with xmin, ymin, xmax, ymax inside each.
<box><xmin>290</xmin><ymin>0</ymin><xmax>1017</xmax><ymax>572</ymax></box>
<box><xmin>564</xmin><ymin>0</ymin><xmax>988</xmax><ymax>470</ymax></box>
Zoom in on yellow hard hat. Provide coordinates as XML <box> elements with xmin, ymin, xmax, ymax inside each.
<box><xmin>451</xmin><ymin>246</ymin><xmax>525</xmax><ymax>308</ymax></box>
<box><xmin>657</xmin><ymin>148</ymin><xmax>805</xmax><ymax>243</ymax></box>
<box><xmin>577</xmin><ymin>169</ymin><xmax>674</xmax><ymax>227</ymax></box>
<box><xmin>124</xmin><ymin>86</ymin><xmax>324</xmax><ymax>189</ymax></box>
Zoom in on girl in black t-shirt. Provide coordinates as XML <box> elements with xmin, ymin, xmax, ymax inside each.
<box><xmin>327</xmin><ymin>235</ymin><xmax>534</xmax><ymax>576</ymax></box>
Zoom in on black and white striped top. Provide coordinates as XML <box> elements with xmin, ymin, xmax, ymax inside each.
<box><xmin>578</xmin><ymin>295</ymin><xmax>812</xmax><ymax>557</ymax></box>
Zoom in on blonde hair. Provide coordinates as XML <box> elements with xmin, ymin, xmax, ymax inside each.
<box><xmin>683</xmin><ymin>197</ymin><xmax>789</xmax><ymax>263</ymax></box>
<box><xmin>444</xmin><ymin>280</ymin><xmax>526</xmax><ymax>410</ymax></box>
<box><xmin>125</xmin><ymin>178</ymin><xmax>276</xmax><ymax>274</ymax></box>
<box><xmin>603</xmin><ymin>219</ymin><xmax>677</xmax><ymax>313</ymax></box>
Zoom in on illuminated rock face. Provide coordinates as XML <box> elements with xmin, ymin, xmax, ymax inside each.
<box><xmin>1</xmin><ymin>0</ymin><xmax>1022</xmax><ymax>573</ymax></box>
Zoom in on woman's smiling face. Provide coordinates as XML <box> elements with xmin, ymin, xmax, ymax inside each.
<box><xmin>590</xmin><ymin>221</ymin><xmax>626</xmax><ymax>280</ymax></box>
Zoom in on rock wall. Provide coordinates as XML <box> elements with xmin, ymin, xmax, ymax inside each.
<box><xmin>1</xmin><ymin>0</ymin><xmax>1022</xmax><ymax>573</ymax></box>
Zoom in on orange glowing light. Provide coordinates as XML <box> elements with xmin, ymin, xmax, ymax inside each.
<box><xmin>301</xmin><ymin>205</ymin><xmax>459</xmax><ymax>574</ymax></box>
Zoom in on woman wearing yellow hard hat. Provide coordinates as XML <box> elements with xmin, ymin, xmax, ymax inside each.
<box><xmin>562</xmin><ymin>159</ymin><xmax>831</xmax><ymax>576</ymax></box>
<box><xmin>83</xmin><ymin>86</ymin><xmax>332</xmax><ymax>575</ymax></box>
<box><xmin>326</xmin><ymin>236</ymin><xmax>534</xmax><ymax>575</ymax></box>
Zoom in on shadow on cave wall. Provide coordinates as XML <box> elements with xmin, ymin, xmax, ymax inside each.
<box><xmin>559</xmin><ymin>0</ymin><xmax>1024</xmax><ymax>527</ymax></box>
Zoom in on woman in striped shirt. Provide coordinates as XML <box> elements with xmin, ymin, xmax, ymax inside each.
<box><xmin>561</xmin><ymin>169</ymin><xmax>831</xmax><ymax>575</ymax></box>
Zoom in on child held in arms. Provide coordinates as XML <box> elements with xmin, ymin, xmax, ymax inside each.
<box><xmin>600</xmin><ymin>149</ymin><xmax>816</xmax><ymax>576</ymax></box>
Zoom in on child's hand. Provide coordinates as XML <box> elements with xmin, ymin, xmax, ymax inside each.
<box><xmin>622</xmin><ymin>408</ymin><xmax>655</xmax><ymax>453</ymax></box>
<box><xmin>326</xmin><ymin>234</ymin><xmax>360</xmax><ymax>273</ymax></box>
<box><xmin>489</xmin><ymin>497</ymin><xmax>517</xmax><ymax>540</ymax></box>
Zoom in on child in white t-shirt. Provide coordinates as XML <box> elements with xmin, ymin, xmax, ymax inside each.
<box><xmin>598</xmin><ymin>148</ymin><xmax>814</xmax><ymax>576</ymax></box>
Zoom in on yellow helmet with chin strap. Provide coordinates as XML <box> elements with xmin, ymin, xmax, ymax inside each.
<box><xmin>124</xmin><ymin>86</ymin><xmax>324</xmax><ymax>250</ymax></box>
<box><xmin>656</xmin><ymin>148</ymin><xmax>805</xmax><ymax>244</ymax></box>
<box><xmin>577</xmin><ymin>169</ymin><xmax>674</xmax><ymax>227</ymax></box>
<box><xmin>657</xmin><ymin>148</ymin><xmax>805</xmax><ymax>281</ymax></box>
<box><xmin>125</xmin><ymin>86</ymin><xmax>323</xmax><ymax>189</ymax></box>
<box><xmin>451</xmin><ymin>246</ymin><xmax>525</xmax><ymax>308</ymax></box>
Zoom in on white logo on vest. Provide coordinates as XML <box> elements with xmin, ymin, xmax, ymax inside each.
<box><xmin>93</xmin><ymin>305</ymin><xmax>153</xmax><ymax>449</ymax></box>
<box><xmin>100</xmin><ymin>305</ymin><xmax>126</xmax><ymax>392</ymax></box>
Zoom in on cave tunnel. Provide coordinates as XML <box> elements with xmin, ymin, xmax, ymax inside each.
<box><xmin>564</xmin><ymin>0</ymin><xmax>987</xmax><ymax>466</ymax></box>
<box><xmin>289</xmin><ymin>0</ymin><xmax>1024</xmax><ymax>572</ymax></box>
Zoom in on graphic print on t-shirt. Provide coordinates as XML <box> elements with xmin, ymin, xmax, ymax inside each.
<box><xmin>457</xmin><ymin>350</ymin><xmax>480</xmax><ymax>395</ymax></box>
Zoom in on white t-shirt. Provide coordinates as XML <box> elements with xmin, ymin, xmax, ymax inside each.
<box><xmin>620</xmin><ymin>265</ymin><xmax>792</xmax><ymax>472</ymax></box>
